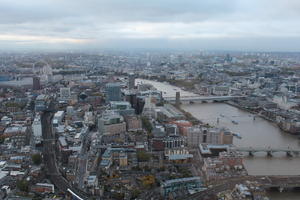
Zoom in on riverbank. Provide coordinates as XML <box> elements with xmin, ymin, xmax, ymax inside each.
<box><xmin>226</xmin><ymin>101</ymin><xmax>276</xmax><ymax>123</ymax></box>
<box><xmin>226</xmin><ymin>101</ymin><xmax>300</xmax><ymax>136</ymax></box>
<box><xmin>146</xmin><ymin>75</ymin><xmax>300</xmax><ymax>136</ymax></box>
<box><xmin>176</xmin><ymin>106</ymin><xmax>201</xmax><ymax>125</ymax></box>
<box><xmin>137</xmin><ymin>78</ymin><xmax>300</xmax><ymax>199</ymax></box>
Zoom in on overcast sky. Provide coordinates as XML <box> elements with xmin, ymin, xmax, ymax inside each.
<box><xmin>1</xmin><ymin>0</ymin><xmax>300</xmax><ymax>51</ymax></box>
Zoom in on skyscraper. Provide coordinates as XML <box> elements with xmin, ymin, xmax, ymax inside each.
<box><xmin>128</xmin><ymin>73</ymin><xmax>135</xmax><ymax>90</ymax></box>
<box><xmin>32</xmin><ymin>76</ymin><xmax>41</xmax><ymax>90</ymax></box>
<box><xmin>175</xmin><ymin>91</ymin><xmax>180</xmax><ymax>107</ymax></box>
<box><xmin>105</xmin><ymin>83</ymin><xmax>121</xmax><ymax>102</ymax></box>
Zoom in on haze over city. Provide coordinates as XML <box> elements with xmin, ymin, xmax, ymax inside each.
<box><xmin>2</xmin><ymin>1</ymin><xmax>300</xmax><ymax>200</ymax></box>
<box><xmin>1</xmin><ymin>0</ymin><xmax>300</xmax><ymax>51</ymax></box>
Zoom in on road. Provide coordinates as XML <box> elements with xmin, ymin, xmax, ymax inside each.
<box><xmin>76</xmin><ymin>127</ymin><xmax>91</xmax><ymax>189</ymax></box>
<box><xmin>41</xmin><ymin>110</ymin><xmax>90</xmax><ymax>199</ymax></box>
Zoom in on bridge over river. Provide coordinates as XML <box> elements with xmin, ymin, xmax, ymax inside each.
<box><xmin>235</xmin><ymin>147</ymin><xmax>300</xmax><ymax>157</ymax></box>
<box><xmin>164</xmin><ymin>95</ymin><xmax>245</xmax><ymax>104</ymax></box>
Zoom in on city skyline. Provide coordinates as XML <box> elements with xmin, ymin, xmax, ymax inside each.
<box><xmin>1</xmin><ymin>0</ymin><xmax>300</xmax><ymax>51</ymax></box>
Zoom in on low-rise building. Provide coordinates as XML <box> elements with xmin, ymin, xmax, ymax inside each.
<box><xmin>202</xmin><ymin>150</ymin><xmax>246</xmax><ymax>181</ymax></box>
<box><xmin>160</xmin><ymin>177</ymin><xmax>203</xmax><ymax>197</ymax></box>
<box><xmin>98</xmin><ymin>111</ymin><xmax>126</xmax><ymax>136</ymax></box>
<box><xmin>124</xmin><ymin>115</ymin><xmax>142</xmax><ymax>132</ymax></box>
<box><xmin>3</xmin><ymin>126</ymin><xmax>29</xmax><ymax>148</ymax></box>
<box><xmin>119</xmin><ymin>152</ymin><xmax>128</xmax><ymax>166</ymax></box>
<box><xmin>110</xmin><ymin>101</ymin><xmax>135</xmax><ymax>116</ymax></box>
<box><xmin>52</xmin><ymin>111</ymin><xmax>64</xmax><ymax>127</ymax></box>
<box><xmin>31</xmin><ymin>183</ymin><xmax>54</xmax><ymax>194</ymax></box>
<box><xmin>169</xmin><ymin>120</ymin><xmax>192</xmax><ymax>136</ymax></box>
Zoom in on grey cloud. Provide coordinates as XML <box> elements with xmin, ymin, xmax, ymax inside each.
<box><xmin>0</xmin><ymin>0</ymin><xmax>237</xmax><ymax>24</ymax></box>
<box><xmin>0</xmin><ymin>0</ymin><xmax>300</xmax><ymax>51</ymax></box>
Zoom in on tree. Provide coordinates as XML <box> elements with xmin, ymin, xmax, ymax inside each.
<box><xmin>31</xmin><ymin>153</ymin><xmax>42</xmax><ymax>165</ymax></box>
<box><xmin>141</xmin><ymin>175</ymin><xmax>156</xmax><ymax>188</ymax></box>
<box><xmin>0</xmin><ymin>136</ymin><xmax>5</xmax><ymax>144</ymax></box>
<box><xmin>131</xmin><ymin>189</ymin><xmax>141</xmax><ymax>199</ymax></box>
<box><xmin>17</xmin><ymin>180</ymin><xmax>29</xmax><ymax>192</ymax></box>
<box><xmin>141</xmin><ymin>117</ymin><xmax>152</xmax><ymax>133</ymax></box>
<box><xmin>137</xmin><ymin>151</ymin><xmax>151</xmax><ymax>162</ymax></box>
<box><xmin>112</xmin><ymin>192</ymin><xmax>124</xmax><ymax>200</ymax></box>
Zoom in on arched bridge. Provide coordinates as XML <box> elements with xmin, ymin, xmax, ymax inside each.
<box><xmin>235</xmin><ymin>147</ymin><xmax>300</xmax><ymax>156</ymax></box>
<box><xmin>164</xmin><ymin>95</ymin><xmax>245</xmax><ymax>103</ymax></box>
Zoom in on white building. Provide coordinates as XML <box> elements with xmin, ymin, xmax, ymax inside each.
<box><xmin>142</xmin><ymin>96</ymin><xmax>156</xmax><ymax>119</ymax></box>
<box><xmin>66</xmin><ymin>106</ymin><xmax>74</xmax><ymax>116</ymax></box>
<box><xmin>1</xmin><ymin>116</ymin><xmax>12</xmax><ymax>126</ymax></box>
<box><xmin>84</xmin><ymin>112</ymin><xmax>95</xmax><ymax>125</ymax></box>
<box><xmin>32</xmin><ymin>115</ymin><xmax>42</xmax><ymax>144</ymax></box>
<box><xmin>53</xmin><ymin>111</ymin><xmax>65</xmax><ymax>123</ymax></box>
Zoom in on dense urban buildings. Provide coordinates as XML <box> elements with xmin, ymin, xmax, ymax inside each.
<box><xmin>1</xmin><ymin>51</ymin><xmax>300</xmax><ymax>199</ymax></box>
<box><xmin>2</xmin><ymin>0</ymin><xmax>300</xmax><ymax>198</ymax></box>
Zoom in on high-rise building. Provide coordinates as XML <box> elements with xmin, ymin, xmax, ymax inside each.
<box><xmin>105</xmin><ymin>83</ymin><xmax>121</xmax><ymax>102</ymax></box>
<box><xmin>35</xmin><ymin>94</ymin><xmax>50</xmax><ymax>111</ymax></box>
<box><xmin>175</xmin><ymin>91</ymin><xmax>180</xmax><ymax>107</ymax></box>
<box><xmin>128</xmin><ymin>73</ymin><xmax>135</xmax><ymax>89</ymax></box>
<box><xmin>142</xmin><ymin>96</ymin><xmax>156</xmax><ymax>119</ymax></box>
<box><xmin>32</xmin><ymin>76</ymin><xmax>41</xmax><ymax>90</ymax></box>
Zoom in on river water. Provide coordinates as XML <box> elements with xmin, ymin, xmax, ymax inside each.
<box><xmin>136</xmin><ymin>79</ymin><xmax>300</xmax><ymax>200</ymax></box>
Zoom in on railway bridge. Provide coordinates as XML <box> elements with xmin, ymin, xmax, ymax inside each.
<box><xmin>186</xmin><ymin>175</ymin><xmax>300</xmax><ymax>200</ymax></box>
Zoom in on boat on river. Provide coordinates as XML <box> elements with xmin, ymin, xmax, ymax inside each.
<box><xmin>233</xmin><ymin>133</ymin><xmax>242</xmax><ymax>139</ymax></box>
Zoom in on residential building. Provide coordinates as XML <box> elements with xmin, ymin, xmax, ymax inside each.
<box><xmin>60</xmin><ymin>87</ymin><xmax>71</xmax><ymax>99</ymax></box>
<box><xmin>124</xmin><ymin>115</ymin><xmax>142</xmax><ymax>132</ymax></box>
<box><xmin>3</xmin><ymin>126</ymin><xmax>29</xmax><ymax>148</ymax></box>
<box><xmin>31</xmin><ymin>183</ymin><xmax>54</xmax><ymax>194</ymax></box>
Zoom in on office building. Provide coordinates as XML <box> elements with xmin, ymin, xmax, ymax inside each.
<box><xmin>52</xmin><ymin>111</ymin><xmax>65</xmax><ymax>127</ymax></box>
<box><xmin>187</xmin><ymin>126</ymin><xmax>233</xmax><ymax>147</ymax></box>
<box><xmin>110</xmin><ymin>101</ymin><xmax>135</xmax><ymax>116</ymax></box>
<box><xmin>98</xmin><ymin>111</ymin><xmax>126</xmax><ymax>136</ymax></box>
<box><xmin>128</xmin><ymin>73</ymin><xmax>135</xmax><ymax>89</ymax></box>
<box><xmin>105</xmin><ymin>83</ymin><xmax>122</xmax><ymax>102</ymax></box>
<box><xmin>32</xmin><ymin>76</ymin><xmax>41</xmax><ymax>90</ymax></box>
<box><xmin>35</xmin><ymin>94</ymin><xmax>50</xmax><ymax>111</ymax></box>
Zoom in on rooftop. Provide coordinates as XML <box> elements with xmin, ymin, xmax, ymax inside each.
<box><xmin>162</xmin><ymin>177</ymin><xmax>202</xmax><ymax>187</ymax></box>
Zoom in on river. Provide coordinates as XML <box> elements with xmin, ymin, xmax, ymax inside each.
<box><xmin>136</xmin><ymin>79</ymin><xmax>300</xmax><ymax>200</ymax></box>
